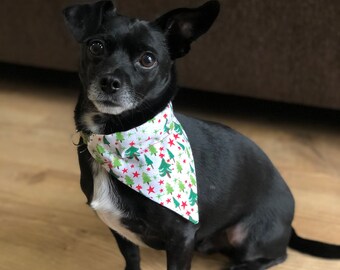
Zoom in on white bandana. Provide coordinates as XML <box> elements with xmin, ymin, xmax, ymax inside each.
<box><xmin>85</xmin><ymin>103</ymin><xmax>199</xmax><ymax>224</ymax></box>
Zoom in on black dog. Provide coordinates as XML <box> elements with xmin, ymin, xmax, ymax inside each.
<box><xmin>63</xmin><ymin>1</ymin><xmax>340</xmax><ymax>269</ymax></box>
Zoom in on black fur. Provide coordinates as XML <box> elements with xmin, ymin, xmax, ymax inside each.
<box><xmin>63</xmin><ymin>1</ymin><xmax>340</xmax><ymax>269</ymax></box>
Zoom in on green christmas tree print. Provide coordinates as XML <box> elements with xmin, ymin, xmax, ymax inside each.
<box><xmin>142</xmin><ymin>172</ymin><xmax>152</xmax><ymax>185</ymax></box>
<box><xmin>166</xmin><ymin>183</ymin><xmax>174</xmax><ymax>194</ymax></box>
<box><xmin>163</xmin><ymin>119</ymin><xmax>170</xmax><ymax>133</ymax></box>
<box><xmin>103</xmin><ymin>136</ymin><xmax>110</xmax><ymax>145</ymax></box>
<box><xmin>167</xmin><ymin>149</ymin><xmax>175</xmax><ymax>160</ymax></box>
<box><xmin>176</xmin><ymin>161</ymin><xmax>183</xmax><ymax>173</ymax></box>
<box><xmin>190</xmin><ymin>175</ymin><xmax>197</xmax><ymax>186</ymax></box>
<box><xmin>115</xmin><ymin>148</ymin><xmax>122</xmax><ymax>157</ymax></box>
<box><xmin>148</xmin><ymin>117</ymin><xmax>156</xmax><ymax>123</ymax></box>
<box><xmin>186</xmin><ymin>148</ymin><xmax>192</xmax><ymax>158</ymax></box>
<box><xmin>173</xmin><ymin>197</ymin><xmax>180</xmax><ymax>208</ymax></box>
<box><xmin>190</xmin><ymin>164</ymin><xmax>195</xmax><ymax>174</ymax></box>
<box><xmin>125</xmin><ymin>146</ymin><xmax>140</xmax><ymax>160</ymax></box>
<box><xmin>96</xmin><ymin>144</ymin><xmax>106</xmax><ymax>155</ymax></box>
<box><xmin>156</xmin><ymin>193</ymin><xmax>163</xmax><ymax>200</ymax></box>
<box><xmin>159</xmin><ymin>158</ymin><xmax>172</xmax><ymax>177</ymax></box>
<box><xmin>112</xmin><ymin>157</ymin><xmax>122</xmax><ymax>168</ymax></box>
<box><xmin>149</xmin><ymin>145</ymin><xmax>158</xmax><ymax>156</ymax></box>
<box><xmin>94</xmin><ymin>153</ymin><xmax>104</xmax><ymax>164</ymax></box>
<box><xmin>174</xmin><ymin>122</ymin><xmax>183</xmax><ymax>134</ymax></box>
<box><xmin>178</xmin><ymin>180</ymin><xmax>185</xmax><ymax>192</ymax></box>
<box><xmin>189</xmin><ymin>216</ymin><xmax>198</xmax><ymax>224</ymax></box>
<box><xmin>177</xmin><ymin>142</ymin><xmax>185</xmax><ymax>150</ymax></box>
<box><xmin>189</xmin><ymin>189</ymin><xmax>197</xmax><ymax>206</ymax></box>
<box><xmin>144</xmin><ymin>155</ymin><xmax>154</xmax><ymax>168</ymax></box>
<box><xmin>125</xmin><ymin>175</ymin><xmax>134</xmax><ymax>186</ymax></box>
<box><xmin>116</xmin><ymin>132</ymin><xmax>125</xmax><ymax>142</ymax></box>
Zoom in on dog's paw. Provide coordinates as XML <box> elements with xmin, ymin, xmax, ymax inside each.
<box><xmin>125</xmin><ymin>267</ymin><xmax>141</xmax><ymax>270</ymax></box>
<box><xmin>125</xmin><ymin>264</ymin><xmax>141</xmax><ymax>270</ymax></box>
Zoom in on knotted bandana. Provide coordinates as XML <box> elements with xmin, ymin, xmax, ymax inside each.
<box><xmin>85</xmin><ymin>103</ymin><xmax>199</xmax><ymax>224</ymax></box>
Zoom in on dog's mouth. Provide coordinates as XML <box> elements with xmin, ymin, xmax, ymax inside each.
<box><xmin>97</xmin><ymin>100</ymin><xmax>118</xmax><ymax>106</ymax></box>
<box><xmin>88</xmin><ymin>86</ymin><xmax>139</xmax><ymax>115</ymax></box>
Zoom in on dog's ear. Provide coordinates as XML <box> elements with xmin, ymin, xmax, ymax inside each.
<box><xmin>154</xmin><ymin>1</ymin><xmax>220</xmax><ymax>59</ymax></box>
<box><xmin>63</xmin><ymin>0</ymin><xmax>115</xmax><ymax>42</ymax></box>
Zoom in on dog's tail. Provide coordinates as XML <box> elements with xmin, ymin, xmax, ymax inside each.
<box><xmin>289</xmin><ymin>227</ymin><xmax>340</xmax><ymax>259</ymax></box>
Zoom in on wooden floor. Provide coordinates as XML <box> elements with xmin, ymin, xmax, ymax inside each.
<box><xmin>0</xmin><ymin>66</ymin><xmax>339</xmax><ymax>270</ymax></box>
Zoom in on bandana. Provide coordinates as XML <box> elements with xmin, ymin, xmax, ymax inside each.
<box><xmin>85</xmin><ymin>103</ymin><xmax>199</xmax><ymax>224</ymax></box>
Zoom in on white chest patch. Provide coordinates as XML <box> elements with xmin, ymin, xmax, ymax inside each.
<box><xmin>90</xmin><ymin>163</ymin><xmax>146</xmax><ymax>247</ymax></box>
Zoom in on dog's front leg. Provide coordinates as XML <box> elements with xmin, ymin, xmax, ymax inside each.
<box><xmin>166</xmin><ymin>231</ymin><xmax>196</xmax><ymax>270</ymax></box>
<box><xmin>110</xmin><ymin>230</ymin><xmax>141</xmax><ymax>270</ymax></box>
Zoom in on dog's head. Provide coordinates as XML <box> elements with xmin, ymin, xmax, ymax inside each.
<box><xmin>63</xmin><ymin>0</ymin><xmax>219</xmax><ymax>124</ymax></box>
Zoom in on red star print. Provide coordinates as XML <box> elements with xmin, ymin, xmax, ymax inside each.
<box><xmin>160</xmin><ymin>189</ymin><xmax>164</xmax><ymax>193</ymax></box>
<box><xmin>163</xmin><ymin>113</ymin><xmax>167</xmax><ymax>118</ymax></box>
<box><xmin>147</xmin><ymin>186</ymin><xmax>155</xmax><ymax>194</ymax></box>
<box><xmin>159</xmin><ymin>153</ymin><xmax>165</xmax><ymax>158</ymax></box>
<box><xmin>144</xmin><ymin>149</ymin><xmax>148</xmax><ymax>153</ymax></box>
<box><xmin>166</xmin><ymin>198</ymin><xmax>171</xmax><ymax>204</ymax></box>
<box><xmin>158</xmin><ymin>180</ymin><xmax>164</xmax><ymax>185</ymax></box>
<box><xmin>160</xmin><ymin>202</ymin><xmax>164</xmax><ymax>206</ymax></box>
<box><xmin>183</xmin><ymin>159</ymin><xmax>186</xmax><ymax>163</ymax></box>
<box><xmin>159</xmin><ymin>147</ymin><xmax>164</xmax><ymax>151</ymax></box>
<box><xmin>129</xmin><ymin>141</ymin><xmax>135</xmax><ymax>146</ymax></box>
<box><xmin>147</xmin><ymin>136</ymin><xmax>151</xmax><ymax>141</ymax></box>
<box><xmin>147</xmin><ymin>167</ymin><xmax>151</xmax><ymax>171</ymax></box>
<box><xmin>136</xmin><ymin>184</ymin><xmax>142</xmax><ymax>191</ymax></box>
<box><xmin>122</xmin><ymin>168</ymin><xmax>128</xmax><ymax>174</ymax></box>
<box><xmin>133</xmin><ymin>171</ymin><xmax>140</xmax><ymax>178</ymax></box>
<box><xmin>191</xmin><ymin>208</ymin><xmax>194</xmax><ymax>212</ymax></box>
<box><xmin>98</xmin><ymin>138</ymin><xmax>102</xmax><ymax>141</ymax></box>
<box><xmin>174</xmin><ymin>134</ymin><xmax>179</xmax><ymax>140</ymax></box>
<box><xmin>168</xmin><ymin>139</ymin><xmax>175</xmax><ymax>146</ymax></box>
<box><xmin>130</xmin><ymin>164</ymin><xmax>134</xmax><ymax>168</ymax></box>
<box><xmin>177</xmin><ymin>194</ymin><xmax>181</xmax><ymax>199</ymax></box>
<box><xmin>108</xmin><ymin>163</ymin><xmax>113</xmax><ymax>169</ymax></box>
<box><xmin>189</xmin><ymin>183</ymin><xmax>192</xmax><ymax>188</ymax></box>
<box><xmin>181</xmin><ymin>201</ymin><xmax>187</xmax><ymax>208</ymax></box>
<box><xmin>186</xmin><ymin>211</ymin><xmax>191</xmax><ymax>216</ymax></box>
<box><xmin>158</xmin><ymin>119</ymin><xmax>161</xmax><ymax>123</ymax></box>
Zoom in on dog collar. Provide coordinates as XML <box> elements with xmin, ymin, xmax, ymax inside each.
<box><xmin>85</xmin><ymin>103</ymin><xmax>199</xmax><ymax>224</ymax></box>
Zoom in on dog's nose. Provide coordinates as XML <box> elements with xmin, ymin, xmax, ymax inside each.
<box><xmin>100</xmin><ymin>75</ymin><xmax>121</xmax><ymax>94</ymax></box>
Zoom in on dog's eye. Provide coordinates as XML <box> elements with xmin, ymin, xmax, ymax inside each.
<box><xmin>139</xmin><ymin>52</ymin><xmax>157</xmax><ymax>68</ymax></box>
<box><xmin>88</xmin><ymin>40</ymin><xmax>105</xmax><ymax>56</ymax></box>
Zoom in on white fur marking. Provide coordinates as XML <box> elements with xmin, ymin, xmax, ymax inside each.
<box><xmin>91</xmin><ymin>163</ymin><xmax>146</xmax><ymax>246</ymax></box>
<box><xmin>81</xmin><ymin>112</ymin><xmax>102</xmax><ymax>134</ymax></box>
<box><xmin>92</xmin><ymin>101</ymin><xmax>131</xmax><ymax>115</ymax></box>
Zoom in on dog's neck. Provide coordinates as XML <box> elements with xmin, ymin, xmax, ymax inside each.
<box><xmin>75</xmin><ymin>66</ymin><xmax>178</xmax><ymax>135</ymax></box>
